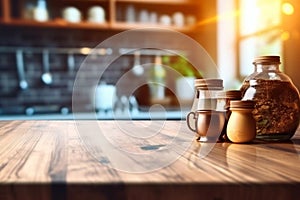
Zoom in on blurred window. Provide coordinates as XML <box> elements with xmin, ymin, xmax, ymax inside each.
<box><xmin>238</xmin><ymin>0</ymin><xmax>283</xmax><ymax>77</ymax></box>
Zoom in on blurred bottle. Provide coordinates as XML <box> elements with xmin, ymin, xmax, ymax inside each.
<box><xmin>23</xmin><ymin>3</ymin><xmax>35</xmax><ymax>19</ymax></box>
<box><xmin>33</xmin><ymin>0</ymin><xmax>49</xmax><ymax>22</ymax></box>
<box><xmin>125</xmin><ymin>5</ymin><xmax>135</xmax><ymax>23</ymax></box>
<box><xmin>149</xmin><ymin>55</ymin><xmax>166</xmax><ymax>99</ymax></box>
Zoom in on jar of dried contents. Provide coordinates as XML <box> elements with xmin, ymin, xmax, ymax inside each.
<box><xmin>241</xmin><ymin>56</ymin><xmax>300</xmax><ymax>141</ymax></box>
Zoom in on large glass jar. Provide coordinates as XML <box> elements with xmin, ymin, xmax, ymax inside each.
<box><xmin>241</xmin><ymin>56</ymin><xmax>300</xmax><ymax>141</ymax></box>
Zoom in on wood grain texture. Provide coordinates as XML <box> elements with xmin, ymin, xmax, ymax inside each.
<box><xmin>0</xmin><ymin>120</ymin><xmax>300</xmax><ymax>200</ymax></box>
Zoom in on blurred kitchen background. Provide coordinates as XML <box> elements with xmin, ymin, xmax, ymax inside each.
<box><xmin>0</xmin><ymin>0</ymin><xmax>299</xmax><ymax>119</ymax></box>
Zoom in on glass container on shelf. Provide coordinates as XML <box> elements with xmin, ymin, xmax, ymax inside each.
<box><xmin>149</xmin><ymin>55</ymin><xmax>166</xmax><ymax>100</ymax></box>
<box><xmin>241</xmin><ymin>55</ymin><xmax>300</xmax><ymax>141</ymax></box>
<box><xmin>33</xmin><ymin>0</ymin><xmax>49</xmax><ymax>22</ymax></box>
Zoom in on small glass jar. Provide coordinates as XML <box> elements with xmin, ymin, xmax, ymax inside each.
<box><xmin>241</xmin><ymin>56</ymin><xmax>300</xmax><ymax>141</ymax></box>
<box><xmin>188</xmin><ymin>78</ymin><xmax>224</xmax><ymax>140</ymax></box>
<box><xmin>217</xmin><ymin>90</ymin><xmax>242</xmax><ymax>141</ymax></box>
<box><xmin>217</xmin><ymin>90</ymin><xmax>242</xmax><ymax>111</ymax></box>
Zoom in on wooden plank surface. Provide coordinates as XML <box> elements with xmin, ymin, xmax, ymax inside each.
<box><xmin>0</xmin><ymin>120</ymin><xmax>300</xmax><ymax>199</ymax></box>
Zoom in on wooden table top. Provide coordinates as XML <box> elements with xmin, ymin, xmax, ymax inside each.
<box><xmin>0</xmin><ymin>120</ymin><xmax>300</xmax><ymax>200</ymax></box>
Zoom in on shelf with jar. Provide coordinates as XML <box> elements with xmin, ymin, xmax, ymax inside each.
<box><xmin>0</xmin><ymin>0</ymin><xmax>200</xmax><ymax>33</ymax></box>
<box><xmin>0</xmin><ymin>0</ymin><xmax>110</xmax><ymax>28</ymax></box>
<box><xmin>115</xmin><ymin>0</ymin><xmax>197</xmax><ymax>4</ymax></box>
<box><xmin>0</xmin><ymin>18</ymin><xmax>110</xmax><ymax>30</ymax></box>
<box><xmin>113</xmin><ymin>0</ymin><xmax>198</xmax><ymax>31</ymax></box>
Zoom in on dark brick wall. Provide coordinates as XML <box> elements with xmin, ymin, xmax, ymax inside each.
<box><xmin>0</xmin><ymin>25</ymin><xmax>193</xmax><ymax>115</ymax></box>
<box><xmin>0</xmin><ymin>26</ymin><xmax>132</xmax><ymax>114</ymax></box>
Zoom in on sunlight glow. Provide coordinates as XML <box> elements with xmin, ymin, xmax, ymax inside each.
<box><xmin>282</xmin><ymin>2</ymin><xmax>294</xmax><ymax>15</ymax></box>
<box><xmin>281</xmin><ymin>31</ymin><xmax>290</xmax><ymax>41</ymax></box>
<box><xmin>80</xmin><ymin>47</ymin><xmax>91</xmax><ymax>55</ymax></box>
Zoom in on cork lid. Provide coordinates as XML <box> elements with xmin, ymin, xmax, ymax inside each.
<box><xmin>194</xmin><ymin>78</ymin><xmax>223</xmax><ymax>89</ymax></box>
<box><xmin>226</xmin><ymin>90</ymin><xmax>242</xmax><ymax>100</ymax></box>
<box><xmin>216</xmin><ymin>90</ymin><xmax>242</xmax><ymax>99</ymax></box>
<box><xmin>230</xmin><ymin>100</ymin><xmax>255</xmax><ymax>109</ymax></box>
<box><xmin>253</xmin><ymin>56</ymin><xmax>281</xmax><ymax>64</ymax></box>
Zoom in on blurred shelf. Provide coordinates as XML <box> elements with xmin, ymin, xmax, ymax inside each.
<box><xmin>0</xmin><ymin>19</ymin><xmax>196</xmax><ymax>33</ymax></box>
<box><xmin>110</xmin><ymin>22</ymin><xmax>196</xmax><ymax>33</ymax></box>
<box><xmin>0</xmin><ymin>45</ymin><xmax>113</xmax><ymax>55</ymax></box>
<box><xmin>115</xmin><ymin>0</ymin><xmax>198</xmax><ymax>5</ymax></box>
<box><xmin>0</xmin><ymin>110</ymin><xmax>189</xmax><ymax>120</ymax></box>
<box><xmin>54</xmin><ymin>0</ymin><xmax>196</xmax><ymax>4</ymax></box>
<box><xmin>0</xmin><ymin>19</ymin><xmax>110</xmax><ymax>30</ymax></box>
<box><xmin>0</xmin><ymin>0</ymin><xmax>202</xmax><ymax>33</ymax></box>
<box><xmin>61</xmin><ymin>0</ymin><xmax>108</xmax><ymax>2</ymax></box>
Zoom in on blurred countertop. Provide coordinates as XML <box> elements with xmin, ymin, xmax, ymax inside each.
<box><xmin>0</xmin><ymin>109</ymin><xmax>189</xmax><ymax>120</ymax></box>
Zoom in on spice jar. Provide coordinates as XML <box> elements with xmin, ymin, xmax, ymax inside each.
<box><xmin>187</xmin><ymin>79</ymin><xmax>224</xmax><ymax>141</ymax></box>
<box><xmin>227</xmin><ymin>100</ymin><xmax>256</xmax><ymax>143</ymax></box>
<box><xmin>217</xmin><ymin>90</ymin><xmax>242</xmax><ymax>141</ymax></box>
<box><xmin>241</xmin><ymin>56</ymin><xmax>300</xmax><ymax>141</ymax></box>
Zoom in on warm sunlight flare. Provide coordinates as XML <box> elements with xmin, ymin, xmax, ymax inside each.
<box><xmin>282</xmin><ymin>2</ymin><xmax>294</xmax><ymax>15</ymax></box>
<box><xmin>281</xmin><ymin>31</ymin><xmax>290</xmax><ymax>41</ymax></box>
<box><xmin>80</xmin><ymin>47</ymin><xmax>91</xmax><ymax>55</ymax></box>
